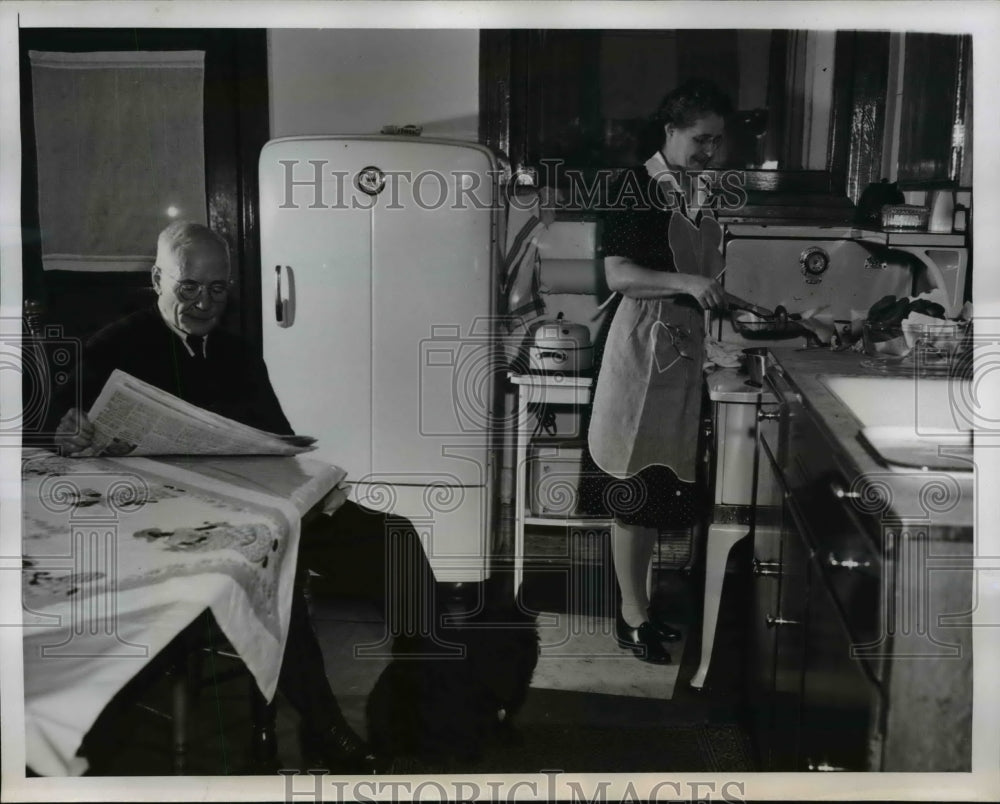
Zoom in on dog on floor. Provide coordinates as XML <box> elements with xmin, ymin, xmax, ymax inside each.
<box><xmin>365</xmin><ymin>599</ymin><xmax>539</xmax><ymax>770</ymax></box>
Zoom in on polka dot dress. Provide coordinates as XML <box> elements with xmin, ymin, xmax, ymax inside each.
<box><xmin>577</xmin><ymin>165</ymin><xmax>706</xmax><ymax>530</ymax></box>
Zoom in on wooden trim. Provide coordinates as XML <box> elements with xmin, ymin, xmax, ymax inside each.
<box><xmin>507</xmin><ymin>30</ymin><xmax>533</xmax><ymax>175</ymax></box>
<box><xmin>19</xmin><ymin>34</ymin><xmax>44</xmax><ymax>307</ymax></box>
<box><xmin>233</xmin><ymin>30</ymin><xmax>270</xmax><ymax>357</ymax></box>
<box><xmin>763</xmin><ymin>30</ymin><xmax>788</xmax><ymax>166</ymax></box>
<box><xmin>479</xmin><ymin>30</ymin><xmax>511</xmax><ymax>157</ymax></box>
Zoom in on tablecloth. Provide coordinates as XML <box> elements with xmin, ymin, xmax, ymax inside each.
<box><xmin>21</xmin><ymin>449</ymin><xmax>343</xmax><ymax>776</ymax></box>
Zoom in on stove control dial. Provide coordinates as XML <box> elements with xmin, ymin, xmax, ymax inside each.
<box><xmin>799</xmin><ymin>246</ymin><xmax>830</xmax><ymax>277</ymax></box>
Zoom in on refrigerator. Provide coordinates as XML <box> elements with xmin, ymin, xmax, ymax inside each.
<box><xmin>258</xmin><ymin>136</ymin><xmax>504</xmax><ymax>583</ymax></box>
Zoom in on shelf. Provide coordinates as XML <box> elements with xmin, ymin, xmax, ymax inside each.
<box><xmin>524</xmin><ymin>516</ymin><xmax>614</xmax><ymax>528</ymax></box>
<box><xmin>508</xmin><ymin>372</ymin><xmax>594</xmax><ymax>388</ymax></box>
<box><xmin>724</xmin><ymin>223</ymin><xmax>965</xmax><ymax>248</ymax></box>
<box><xmin>853</xmin><ymin>228</ymin><xmax>966</xmax><ymax>248</ymax></box>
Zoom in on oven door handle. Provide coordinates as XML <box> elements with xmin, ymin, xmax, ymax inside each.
<box><xmin>758</xmin><ymin>407</ymin><xmax>785</xmax><ymax>422</ymax></box>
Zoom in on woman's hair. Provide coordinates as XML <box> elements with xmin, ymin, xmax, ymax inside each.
<box><xmin>635</xmin><ymin>77</ymin><xmax>734</xmax><ymax>158</ymax></box>
<box><xmin>653</xmin><ymin>78</ymin><xmax>734</xmax><ymax>129</ymax></box>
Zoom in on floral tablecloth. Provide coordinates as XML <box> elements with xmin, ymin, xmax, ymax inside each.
<box><xmin>20</xmin><ymin>449</ymin><xmax>343</xmax><ymax>776</ymax></box>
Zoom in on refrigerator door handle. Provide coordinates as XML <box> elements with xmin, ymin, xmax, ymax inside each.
<box><xmin>275</xmin><ymin>265</ymin><xmax>289</xmax><ymax>326</ymax></box>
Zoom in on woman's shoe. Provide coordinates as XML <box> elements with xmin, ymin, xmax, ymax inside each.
<box><xmin>615</xmin><ymin>614</ymin><xmax>672</xmax><ymax>664</ymax></box>
<box><xmin>647</xmin><ymin>609</ymin><xmax>683</xmax><ymax>643</ymax></box>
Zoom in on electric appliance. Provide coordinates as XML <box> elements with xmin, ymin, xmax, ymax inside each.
<box><xmin>527</xmin><ymin>313</ymin><xmax>593</xmax><ymax>374</ymax></box>
<box><xmin>689</xmin><ymin>223</ymin><xmax>968</xmax><ymax>690</ymax></box>
<box><xmin>258</xmin><ymin>136</ymin><xmax>504</xmax><ymax>583</ymax></box>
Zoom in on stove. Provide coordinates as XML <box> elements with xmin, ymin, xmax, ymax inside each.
<box><xmin>689</xmin><ymin>223</ymin><xmax>968</xmax><ymax>690</ymax></box>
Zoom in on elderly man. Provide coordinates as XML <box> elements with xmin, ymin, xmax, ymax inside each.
<box><xmin>52</xmin><ymin>221</ymin><xmax>434</xmax><ymax>774</ymax></box>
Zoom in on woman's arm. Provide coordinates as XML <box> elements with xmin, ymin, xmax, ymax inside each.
<box><xmin>605</xmin><ymin>255</ymin><xmax>726</xmax><ymax>310</ymax></box>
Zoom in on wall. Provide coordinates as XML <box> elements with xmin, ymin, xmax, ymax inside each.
<box><xmin>267</xmin><ymin>29</ymin><xmax>479</xmax><ymax>140</ymax></box>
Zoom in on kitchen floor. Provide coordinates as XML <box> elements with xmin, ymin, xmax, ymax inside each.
<box><xmin>77</xmin><ymin>526</ymin><xmax>758</xmax><ymax>776</ymax></box>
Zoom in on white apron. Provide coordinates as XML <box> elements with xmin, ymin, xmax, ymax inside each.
<box><xmin>588</xmin><ymin>157</ymin><xmax>724</xmax><ymax>483</ymax></box>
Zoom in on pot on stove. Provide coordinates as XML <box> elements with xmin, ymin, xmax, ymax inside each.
<box><xmin>528</xmin><ymin>313</ymin><xmax>593</xmax><ymax>373</ymax></box>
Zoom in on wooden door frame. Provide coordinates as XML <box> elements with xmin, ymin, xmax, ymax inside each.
<box><xmin>19</xmin><ymin>27</ymin><xmax>269</xmax><ymax>353</ymax></box>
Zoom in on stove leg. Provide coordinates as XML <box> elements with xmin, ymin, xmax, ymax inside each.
<box><xmin>689</xmin><ymin>523</ymin><xmax>748</xmax><ymax>690</ymax></box>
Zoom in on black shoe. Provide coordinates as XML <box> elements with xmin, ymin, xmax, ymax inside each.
<box><xmin>647</xmin><ymin>609</ymin><xmax>683</xmax><ymax>643</ymax></box>
<box><xmin>299</xmin><ymin>722</ymin><xmax>385</xmax><ymax>774</ymax></box>
<box><xmin>614</xmin><ymin>615</ymin><xmax>672</xmax><ymax>664</ymax></box>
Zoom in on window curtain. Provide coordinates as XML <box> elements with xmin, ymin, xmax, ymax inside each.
<box><xmin>29</xmin><ymin>50</ymin><xmax>207</xmax><ymax>272</ymax></box>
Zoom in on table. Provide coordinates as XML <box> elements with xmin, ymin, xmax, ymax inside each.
<box><xmin>20</xmin><ymin>449</ymin><xmax>343</xmax><ymax>776</ymax></box>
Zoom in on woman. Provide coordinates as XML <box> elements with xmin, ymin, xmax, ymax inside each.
<box><xmin>579</xmin><ymin>78</ymin><xmax>732</xmax><ymax>664</ymax></box>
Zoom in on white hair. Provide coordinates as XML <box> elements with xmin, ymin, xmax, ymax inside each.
<box><xmin>155</xmin><ymin>221</ymin><xmax>230</xmax><ymax>274</ymax></box>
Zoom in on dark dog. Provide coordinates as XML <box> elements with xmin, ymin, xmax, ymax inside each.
<box><xmin>365</xmin><ymin>601</ymin><xmax>539</xmax><ymax>770</ymax></box>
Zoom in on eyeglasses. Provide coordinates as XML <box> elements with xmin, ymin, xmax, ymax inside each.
<box><xmin>156</xmin><ymin>266</ymin><xmax>232</xmax><ymax>302</ymax></box>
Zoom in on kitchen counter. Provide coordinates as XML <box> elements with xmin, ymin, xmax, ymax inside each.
<box><xmin>766</xmin><ymin>347</ymin><xmax>974</xmax><ymax>535</ymax></box>
<box><xmin>747</xmin><ymin>347</ymin><xmax>975</xmax><ymax>772</ymax></box>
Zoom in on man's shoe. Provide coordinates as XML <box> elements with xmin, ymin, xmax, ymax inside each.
<box><xmin>647</xmin><ymin>609</ymin><xmax>683</xmax><ymax>643</ymax></box>
<box><xmin>614</xmin><ymin>614</ymin><xmax>672</xmax><ymax>665</ymax></box>
<box><xmin>299</xmin><ymin>722</ymin><xmax>384</xmax><ymax>774</ymax></box>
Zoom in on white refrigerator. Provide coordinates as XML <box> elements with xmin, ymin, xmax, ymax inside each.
<box><xmin>258</xmin><ymin>136</ymin><xmax>504</xmax><ymax>583</ymax></box>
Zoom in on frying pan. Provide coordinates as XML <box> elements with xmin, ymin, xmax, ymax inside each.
<box><xmin>725</xmin><ymin>293</ymin><xmax>813</xmax><ymax>340</ymax></box>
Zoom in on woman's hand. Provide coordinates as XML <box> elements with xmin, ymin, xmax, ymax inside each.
<box><xmin>678</xmin><ymin>275</ymin><xmax>726</xmax><ymax>311</ymax></box>
<box><xmin>54</xmin><ymin>408</ymin><xmax>95</xmax><ymax>455</ymax></box>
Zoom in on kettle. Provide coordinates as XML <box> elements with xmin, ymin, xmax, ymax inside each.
<box><xmin>528</xmin><ymin>312</ymin><xmax>593</xmax><ymax>373</ymax></box>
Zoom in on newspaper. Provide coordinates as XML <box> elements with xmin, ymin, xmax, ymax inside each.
<box><xmin>79</xmin><ymin>369</ymin><xmax>317</xmax><ymax>457</ymax></box>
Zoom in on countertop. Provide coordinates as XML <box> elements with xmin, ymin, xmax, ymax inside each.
<box><xmin>766</xmin><ymin>347</ymin><xmax>974</xmax><ymax>533</ymax></box>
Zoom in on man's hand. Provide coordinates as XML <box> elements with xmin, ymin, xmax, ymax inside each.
<box><xmin>54</xmin><ymin>408</ymin><xmax>95</xmax><ymax>455</ymax></box>
<box><xmin>320</xmin><ymin>484</ymin><xmax>351</xmax><ymax>517</ymax></box>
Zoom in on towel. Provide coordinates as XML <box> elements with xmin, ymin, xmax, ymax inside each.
<box><xmin>502</xmin><ymin>188</ymin><xmax>557</xmax><ymax>322</ymax></box>
<box><xmin>703</xmin><ymin>336</ymin><xmax>744</xmax><ymax>369</ymax></box>
<box><xmin>29</xmin><ymin>50</ymin><xmax>207</xmax><ymax>272</ymax></box>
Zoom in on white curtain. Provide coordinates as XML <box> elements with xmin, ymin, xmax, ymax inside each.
<box><xmin>29</xmin><ymin>50</ymin><xmax>207</xmax><ymax>272</ymax></box>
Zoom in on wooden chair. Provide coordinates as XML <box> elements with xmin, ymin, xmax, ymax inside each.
<box><xmin>164</xmin><ymin>612</ymin><xmax>278</xmax><ymax>775</ymax></box>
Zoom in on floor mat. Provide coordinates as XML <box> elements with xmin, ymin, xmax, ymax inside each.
<box><xmin>530</xmin><ymin>611</ymin><xmax>684</xmax><ymax>699</ymax></box>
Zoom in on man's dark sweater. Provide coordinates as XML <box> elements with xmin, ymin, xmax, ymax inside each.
<box><xmin>53</xmin><ymin>305</ymin><xmax>292</xmax><ymax>436</ymax></box>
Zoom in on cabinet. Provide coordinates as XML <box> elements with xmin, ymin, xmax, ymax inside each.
<box><xmin>746</xmin><ymin>355</ymin><xmax>972</xmax><ymax>772</ymax></box>
<box><xmin>748</xmin><ymin>359</ymin><xmax>881</xmax><ymax>771</ymax></box>
<box><xmin>508</xmin><ymin>372</ymin><xmax>611</xmax><ymax>596</ymax></box>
